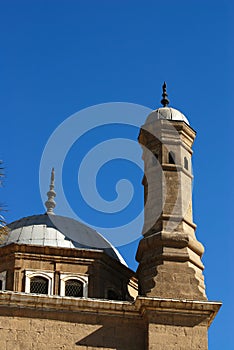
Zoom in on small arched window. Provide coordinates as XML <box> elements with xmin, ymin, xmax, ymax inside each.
<box><xmin>30</xmin><ymin>276</ymin><xmax>49</xmax><ymax>295</ymax></box>
<box><xmin>184</xmin><ymin>157</ymin><xmax>189</xmax><ymax>170</ymax></box>
<box><xmin>168</xmin><ymin>151</ymin><xmax>175</xmax><ymax>164</ymax></box>
<box><xmin>65</xmin><ymin>279</ymin><xmax>83</xmax><ymax>297</ymax></box>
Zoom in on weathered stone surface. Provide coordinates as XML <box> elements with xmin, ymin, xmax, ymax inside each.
<box><xmin>0</xmin><ymin>292</ymin><xmax>220</xmax><ymax>350</ymax></box>
<box><xmin>137</xmin><ymin>119</ymin><xmax>207</xmax><ymax>300</ymax></box>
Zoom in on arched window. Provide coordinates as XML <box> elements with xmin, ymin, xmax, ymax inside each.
<box><xmin>184</xmin><ymin>157</ymin><xmax>189</xmax><ymax>170</ymax></box>
<box><xmin>25</xmin><ymin>271</ymin><xmax>53</xmax><ymax>295</ymax></box>
<box><xmin>65</xmin><ymin>279</ymin><xmax>83</xmax><ymax>297</ymax></box>
<box><xmin>60</xmin><ymin>274</ymin><xmax>88</xmax><ymax>298</ymax></box>
<box><xmin>168</xmin><ymin>151</ymin><xmax>175</xmax><ymax>164</ymax></box>
<box><xmin>30</xmin><ymin>276</ymin><xmax>49</xmax><ymax>295</ymax></box>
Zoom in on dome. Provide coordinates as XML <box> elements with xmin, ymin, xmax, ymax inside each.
<box><xmin>2</xmin><ymin>213</ymin><xmax>126</xmax><ymax>265</ymax></box>
<box><xmin>145</xmin><ymin>107</ymin><xmax>190</xmax><ymax>125</ymax></box>
<box><xmin>145</xmin><ymin>82</ymin><xmax>190</xmax><ymax>125</ymax></box>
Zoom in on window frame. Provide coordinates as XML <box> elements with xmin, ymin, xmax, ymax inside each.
<box><xmin>60</xmin><ymin>274</ymin><xmax>88</xmax><ymax>298</ymax></box>
<box><xmin>184</xmin><ymin>156</ymin><xmax>189</xmax><ymax>170</ymax></box>
<box><xmin>0</xmin><ymin>271</ymin><xmax>7</xmax><ymax>290</ymax></box>
<box><xmin>25</xmin><ymin>270</ymin><xmax>54</xmax><ymax>295</ymax></box>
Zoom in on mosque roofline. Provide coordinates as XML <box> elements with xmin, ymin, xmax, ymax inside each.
<box><xmin>0</xmin><ymin>242</ymin><xmax>136</xmax><ymax>276</ymax></box>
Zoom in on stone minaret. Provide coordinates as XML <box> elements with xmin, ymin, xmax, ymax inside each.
<box><xmin>136</xmin><ymin>83</ymin><xmax>206</xmax><ymax>300</ymax></box>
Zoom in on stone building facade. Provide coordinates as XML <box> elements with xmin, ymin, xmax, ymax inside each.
<box><xmin>0</xmin><ymin>84</ymin><xmax>221</xmax><ymax>349</ymax></box>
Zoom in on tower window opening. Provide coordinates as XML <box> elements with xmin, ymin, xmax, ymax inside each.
<box><xmin>168</xmin><ymin>151</ymin><xmax>175</xmax><ymax>164</ymax></box>
<box><xmin>184</xmin><ymin>157</ymin><xmax>189</xmax><ymax>170</ymax></box>
<box><xmin>65</xmin><ymin>279</ymin><xmax>83</xmax><ymax>297</ymax></box>
<box><xmin>0</xmin><ymin>280</ymin><xmax>2</xmax><ymax>290</ymax></box>
<box><xmin>152</xmin><ymin>153</ymin><xmax>159</xmax><ymax>166</ymax></box>
<box><xmin>30</xmin><ymin>276</ymin><xmax>49</xmax><ymax>295</ymax></box>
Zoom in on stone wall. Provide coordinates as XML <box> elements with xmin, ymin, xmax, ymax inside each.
<box><xmin>0</xmin><ymin>314</ymin><xmax>144</xmax><ymax>350</ymax></box>
<box><xmin>0</xmin><ymin>292</ymin><xmax>220</xmax><ymax>350</ymax></box>
<box><xmin>0</xmin><ymin>292</ymin><xmax>145</xmax><ymax>350</ymax></box>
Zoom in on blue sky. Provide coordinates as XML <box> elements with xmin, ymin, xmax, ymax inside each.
<box><xmin>0</xmin><ymin>1</ymin><xmax>233</xmax><ymax>348</ymax></box>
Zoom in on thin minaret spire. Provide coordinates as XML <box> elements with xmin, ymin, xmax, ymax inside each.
<box><xmin>45</xmin><ymin>168</ymin><xmax>56</xmax><ymax>215</ymax></box>
<box><xmin>160</xmin><ymin>81</ymin><xmax>170</xmax><ymax>107</ymax></box>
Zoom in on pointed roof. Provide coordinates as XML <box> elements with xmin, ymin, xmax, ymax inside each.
<box><xmin>45</xmin><ymin>168</ymin><xmax>56</xmax><ymax>214</ymax></box>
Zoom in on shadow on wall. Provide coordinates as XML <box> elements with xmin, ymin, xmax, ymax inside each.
<box><xmin>75</xmin><ymin>323</ymin><xmax>144</xmax><ymax>350</ymax></box>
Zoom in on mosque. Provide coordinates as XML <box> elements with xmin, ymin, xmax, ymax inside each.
<box><xmin>0</xmin><ymin>84</ymin><xmax>221</xmax><ymax>349</ymax></box>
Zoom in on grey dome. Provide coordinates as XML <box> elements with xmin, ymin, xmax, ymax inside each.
<box><xmin>2</xmin><ymin>214</ymin><xmax>126</xmax><ymax>265</ymax></box>
<box><xmin>146</xmin><ymin>107</ymin><xmax>190</xmax><ymax>125</ymax></box>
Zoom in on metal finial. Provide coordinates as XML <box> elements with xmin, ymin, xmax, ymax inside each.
<box><xmin>160</xmin><ymin>81</ymin><xmax>170</xmax><ymax>107</ymax></box>
<box><xmin>45</xmin><ymin>168</ymin><xmax>56</xmax><ymax>215</ymax></box>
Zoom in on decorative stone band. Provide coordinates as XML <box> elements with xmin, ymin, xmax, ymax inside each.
<box><xmin>0</xmin><ymin>291</ymin><xmax>221</xmax><ymax>327</ymax></box>
<box><xmin>135</xmin><ymin>297</ymin><xmax>222</xmax><ymax>327</ymax></box>
<box><xmin>136</xmin><ymin>231</ymin><xmax>205</xmax><ymax>268</ymax></box>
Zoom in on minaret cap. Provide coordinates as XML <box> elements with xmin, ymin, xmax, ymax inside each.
<box><xmin>160</xmin><ymin>81</ymin><xmax>170</xmax><ymax>107</ymax></box>
<box><xmin>45</xmin><ymin>168</ymin><xmax>56</xmax><ymax>215</ymax></box>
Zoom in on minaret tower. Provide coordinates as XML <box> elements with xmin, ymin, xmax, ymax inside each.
<box><xmin>45</xmin><ymin>167</ymin><xmax>56</xmax><ymax>215</ymax></box>
<box><xmin>136</xmin><ymin>83</ymin><xmax>206</xmax><ymax>300</ymax></box>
